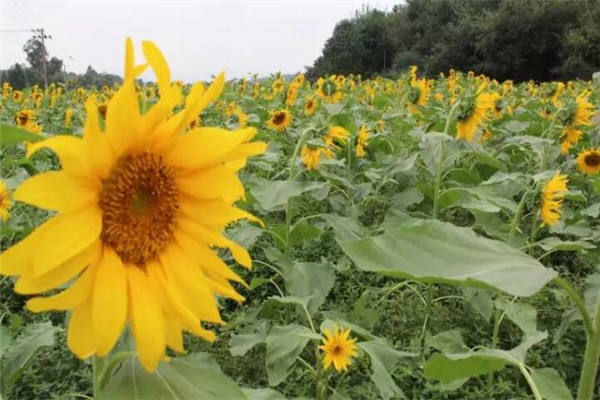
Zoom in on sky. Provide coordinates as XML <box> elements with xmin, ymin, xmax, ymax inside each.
<box><xmin>1</xmin><ymin>0</ymin><xmax>394</xmax><ymax>82</ymax></box>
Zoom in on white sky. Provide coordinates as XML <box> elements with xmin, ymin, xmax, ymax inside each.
<box><xmin>1</xmin><ymin>0</ymin><xmax>394</xmax><ymax>82</ymax></box>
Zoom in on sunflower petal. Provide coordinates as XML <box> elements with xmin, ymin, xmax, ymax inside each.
<box><xmin>67</xmin><ymin>299</ymin><xmax>96</xmax><ymax>359</ymax></box>
<box><xmin>93</xmin><ymin>247</ymin><xmax>128</xmax><ymax>357</ymax></box>
<box><xmin>127</xmin><ymin>265</ymin><xmax>165</xmax><ymax>373</ymax></box>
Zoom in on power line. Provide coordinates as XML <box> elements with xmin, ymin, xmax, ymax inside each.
<box><xmin>0</xmin><ymin>29</ymin><xmax>36</xmax><ymax>32</ymax></box>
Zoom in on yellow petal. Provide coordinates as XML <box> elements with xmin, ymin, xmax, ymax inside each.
<box><xmin>127</xmin><ymin>265</ymin><xmax>165</xmax><ymax>373</ymax></box>
<box><xmin>159</xmin><ymin>242</ymin><xmax>222</xmax><ymax>324</ymax></box>
<box><xmin>166</xmin><ymin>127</ymin><xmax>256</xmax><ymax>170</ymax></box>
<box><xmin>177</xmin><ymin>166</ymin><xmax>244</xmax><ymax>202</ymax></box>
<box><xmin>105</xmin><ymin>81</ymin><xmax>141</xmax><ymax>158</ymax></box>
<box><xmin>83</xmin><ymin>98</ymin><xmax>114</xmax><ymax>179</ymax></box>
<box><xmin>67</xmin><ymin>299</ymin><xmax>96</xmax><ymax>359</ymax></box>
<box><xmin>14</xmin><ymin>171</ymin><xmax>97</xmax><ymax>212</ymax></box>
<box><xmin>0</xmin><ymin>216</ymin><xmax>58</xmax><ymax>276</ymax></box>
<box><xmin>93</xmin><ymin>247</ymin><xmax>128</xmax><ymax>357</ymax></box>
<box><xmin>26</xmin><ymin>259</ymin><xmax>99</xmax><ymax>312</ymax></box>
<box><xmin>164</xmin><ymin>314</ymin><xmax>184</xmax><ymax>353</ymax></box>
<box><xmin>180</xmin><ymin>198</ymin><xmax>262</xmax><ymax>228</ymax></box>
<box><xmin>33</xmin><ymin>207</ymin><xmax>102</xmax><ymax>277</ymax></box>
<box><xmin>15</xmin><ymin>240</ymin><xmax>101</xmax><ymax>294</ymax></box>
<box><xmin>142</xmin><ymin>41</ymin><xmax>170</xmax><ymax>94</ymax></box>
<box><xmin>26</xmin><ymin>135</ymin><xmax>95</xmax><ymax>180</ymax></box>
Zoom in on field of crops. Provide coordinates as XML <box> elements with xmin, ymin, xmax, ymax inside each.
<box><xmin>0</xmin><ymin>40</ymin><xmax>599</xmax><ymax>400</ymax></box>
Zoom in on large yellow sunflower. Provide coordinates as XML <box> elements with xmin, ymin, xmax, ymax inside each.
<box><xmin>0</xmin><ymin>39</ymin><xmax>266</xmax><ymax>373</ymax></box>
<box><xmin>304</xmin><ymin>95</ymin><xmax>317</xmax><ymax>116</ymax></box>
<box><xmin>319</xmin><ymin>325</ymin><xmax>358</xmax><ymax>372</ymax></box>
<box><xmin>559</xmin><ymin>92</ymin><xmax>595</xmax><ymax>154</ymax></box>
<box><xmin>577</xmin><ymin>149</ymin><xmax>600</xmax><ymax>174</ymax></box>
<box><xmin>267</xmin><ymin>109</ymin><xmax>292</xmax><ymax>132</ymax></box>
<box><xmin>300</xmin><ymin>146</ymin><xmax>322</xmax><ymax>170</ymax></box>
<box><xmin>540</xmin><ymin>172</ymin><xmax>568</xmax><ymax>227</ymax></box>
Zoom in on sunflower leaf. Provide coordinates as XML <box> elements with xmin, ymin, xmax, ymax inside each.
<box><xmin>0</xmin><ymin>124</ymin><xmax>44</xmax><ymax>147</ymax></box>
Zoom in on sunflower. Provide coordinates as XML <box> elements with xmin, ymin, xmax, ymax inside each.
<box><xmin>300</xmin><ymin>146</ymin><xmax>322</xmax><ymax>170</ymax></box>
<box><xmin>16</xmin><ymin>109</ymin><xmax>35</xmax><ymax>127</ymax></box>
<box><xmin>323</xmin><ymin>126</ymin><xmax>350</xmax><ymax>158</ymax></box>
<box><xmin>12</xmin><ymin>91</ymin><xmax>24</xmax><ymax>102</ymax></box>
<box><xmin>286</xmin><ymin>83</ymin><xmax>299</xmax><ymax>107</ymax></box>
<box><xmin>356</xmin><ymin>126</ymin><xmax>369</xmax><ymax>158</ymax></box>
<box><xmin>96</xmin><ymin>97</ymin><xmax>108</xmax><ymax>120</ymax></box>
<box><xmin>456</xmin><ymin>86</ymin><xmax>498</xmax><ymax>142</ymax></box>
<box><xmin>304</xmin><ymin>96</ymin><xmax>317</xmax><ymax>116</ymax></box>
<box><xmin>577</xmin><ymin>149</ymin><xmax>600</xmax><ymax>174</ymax></box>
<box><xmin>64</xmin><ymin>108</ymin><xmax>74</xmax><ymax>128</ymax></box>
<box><xmin>267</xmin><ymin>109</ymin><xmax>291</xmax><ymax>132</ymax></box>
<box><xmin>0</xmin><ymin>181</ymin><xmax>13</xmax><ymax>221</ymax></box>
<box><xmin>540</xmin><ymin>172</ymin><xmax>568</xmax><ymax>227</ymax></box>
<box><xmin>319</xmin><ymin>325</ymin><xmax>358</xmax><ymax>372</ymax></box>
<box><xmin>559</xmin><ymin>92</ymin><xmax>595</xmax><ymax>154</ymax></box>
<box><xmin>0</xmin><ymin>39</ymin><xmax>266</xmax><ymax>373</ymax></box>
<box><xmin>316</xmin><ymin>77</ymin><xmax>342</xmax><ymax>104</ymax></box>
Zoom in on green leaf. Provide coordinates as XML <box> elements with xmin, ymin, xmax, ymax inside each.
<box><xmin>98</xmin><ymin>353</ymin><xmax>247</xmax><ymax>400</ymax></box>
<box><xmin>424</xmin><ymin>351</ymin><xmax>512</xmax><ymax>383</ymax></box>
<box><xmin>265</xmin><ymin>324</ymin><xmax>321</xmax><ymax>386</ymax></box>
<box><xmin>339</xmin><ymin>220</ymin><xmax>556</xmax><ymax>297</ymax></box>
<box><xmin>463</xmin><ymin>288</ymin><xmax>494</xmax><ymax>321</ymax></box>
<box><xmin>249</xmin><ymin>178</ymin><xmax>327</xmax><ymax>211</ymax></box>
<box><xmin>286</xmin><ymin>262</ymin><xmax>335</xmax><ymax>315</ymax></box>
<box><xmin>426</xmin><ymin>330</ymin><xmax>468</xmax><ymax>354</ymax></box>
<box><xmin>322</xmin><ymin>214</ymin><xmax>366</xmax><ymax>241</ymax></box>
<box><xmin>289</xmin><ymin>220</ymin><xmax>321</xmax><ymax>246</ymax></box>
<box><xmin>242</xmin><ymin>388</ymin><xmax>287</xmax><ymax>400</ymax></box>
<box><xmin>391</xmin><ymin>187</ymin><xmax>424</xmax><ymax>209</ymax></box>
<box><xmin>1</xmin><ymin>322</ymin><xmax>56</xmax><ymax>389</ymax></box>
<box><xmin>495</xmin><ymin>298</ymin><xmax>539</xmax><ymax>335</ymax></box>
<box><xmin>584</xmin><ymin>273</ymin><xmax>600</xmax><ymax>323</ymax></box>
<box><xmin>530</xmin><ymin>368</ymin><xmax>574</xmax><ymax>400</ymax></box>
<box><xmin>358</xmin><ymin>340</ymin><xmax>413</xmax><ymax>400</ymax></box>
<box><xmin>0</xmin><ymin>326</ymin><xmax>12</xmax><ymax>360</ymax></box>
<box><xmin>0</xmin><ymin>124</ymin><xmax>44</xmax><ymax>147</ymax></box>
<box><xmin>536</xmin><ymin>237</ymin><xmax>595</xmax><ymax>252</ymax></box>
<box><xmin>229</xmin><ymin>321</ymin><xmax>269</xmax><ymax>357</ymax></box>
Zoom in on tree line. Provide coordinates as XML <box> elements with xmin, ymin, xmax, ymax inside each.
<box><xmin>1</xmin><ymin>34</ymin><xmax>121</xmax><ymax>90</ymax></box>
<box><xmin>307</xmin><ymin>0</ymin><xmax>600</xmax><ymax>82</ymax></box>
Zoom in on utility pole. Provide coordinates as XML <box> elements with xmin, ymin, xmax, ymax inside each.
<box><xmin>32</xmin><ymin>28</ymin><xmax>51</xmax><ymax>89</ymax></box>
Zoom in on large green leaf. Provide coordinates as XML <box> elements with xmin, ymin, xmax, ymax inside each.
<box><xmin>242</xmin><ymin>388</ymin><xmax>287</xmax><ymax>400</ymax></box>
<box><xmin>530</xmin><ymin>368</ymin><xmax>573</xmax><ymax>400</ymax></box>
<box><xmin>98</xmin><ymin>353</ymin><xmax>247</xmax><ymax>400</ymax></box>
<box><xmin>358</xmin><ymin>340</ymin><xmax>413</xmax><ymax>400</ymax></box>
<box><xmin>265</xmin><ymin>324</ymin><xmax>320</xmax><ymax>386</ymax></box>
<box><xmin>339</xmin><ymin>220</ymin><xmax>556</xmax><ymax>296</ymax></box>
<box><xmin>1</xmin><ymin>322</ymin><xmax>56</xmax><ymax>389</ymax></box>
<box><xmin>249</xmin><ymin>178</ymin><xmax>328</xmax><ymax>211</ymax></box>
<box><xmin>285</xmin><ymin>262</ymin><xmax>335</xmax><ymax>315</ymax></box>
<box><xmin>0</xmin><ymin>124</ymin><xmax>44</xmax><ymax>147</ymax></box>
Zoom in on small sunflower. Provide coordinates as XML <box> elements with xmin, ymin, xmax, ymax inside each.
<box><xmin>316</xmin><ymin>77</ymin><xmax>342</xmax><ymax>104</ymax></box>
<box><xmin>319</xmin><ymin>325</ymin><xmax>358</xmax><ymax>372</ymax></box>
<box><xmin>577</xmin><ymin>149</ymin><xmax>600</xmax><ymax>174</ymax></box>
<box><xmin>64</xmin><ymin>108</ymin><xmax>74</xmax><ymax>128</ymax></box>
<box><xmin>304</xmin><ymin>96</ymin><xmax>317</xmax><ymax>116</ymax></box>
<box><xmin>0</xmin><ymin>181</ymin><xmax>13</xmax><ymax>221</ymax></box>
<box><xmin>456</xmin><ymin>85</ymin><xmax>498</xmax><ymax>142</ymax></box>
<box><xmin>267</xmin><ymin>109</ymin><xmax>291</xmax><ymax>132</ymax></box>
<box><xmin>15</xmin><ymin>109</ymin><xmax>35</xmax><ymax>127</ymax></box>
<box><xmin>300</xmin><ymin>146</ymin><xmax>322</xmax><ymax>170</ymax></box>
<box><xmin>356</xmin><ymin>126</ymin><xmax>369</xmax><ymax>158</ymax></box>
<box><xmin>12</xmin><ymin>91</ymin><xmax>24</xmax><ymax>102</ymax></box>
<box><xmin>559</xmin><ymin>93</ymin><xmax>595</xmax><ymax>154</ymax></box>
<box><xmin>286</xmin><ymin>83</ymin><xmax>299</xmax><ymax>107</ymax></box>
<box><xmin>0</xmin><ymin>39</ymin><xmax>266</xmax><ymax>373</ymax></box>
<box><xmin>540</xmin><ymin>172</ymin><xmax>568</xmax><ymax>227</ymax></box>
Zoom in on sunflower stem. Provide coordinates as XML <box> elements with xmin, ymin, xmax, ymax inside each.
<box><xmin>508</xmin><ymin>190</ymin><xmax>529</xmax><ymax>243</ymax></box>
<box><xmin>285</xmin><ymin>128</ymin><xmax>313</xmax><ymax>260</ymax></box>
<box><xmin>576</xmin><ymin>294</ymin><xmax>600</xmax><ymax>400</ymax></box>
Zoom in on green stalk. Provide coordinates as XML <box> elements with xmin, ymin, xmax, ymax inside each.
<box><xmin>432</xmin><ymin>102</ymin><xmax>461</xmax><ymax>220</ymax></box>
<box><xmin>518</xmin><ymin>363</ymin><xmax>543</xmax><ymax>400</ymax></box>
<box><xmin>576</xmin><ymin>294</ymin><xmax>600</xmax><ymax>400</ymax></box>
<box><xmin>285</xmin><ymin>128</ymin><xmax>312</xmax><ymax>259</ymax></box>
<box><xmin>487</xmin><ymin>308</ymin><xmax>502</xmax><ymax>391</ymax></box>
<box><xmin>554</xmin><ymin>277</ymin><xmax>594</xmax><ymax>338</ymax></box>
<box><xmin>508</xmin><ymin>191</ymin><xmax>529</xmax><ymax>243</ymax></box>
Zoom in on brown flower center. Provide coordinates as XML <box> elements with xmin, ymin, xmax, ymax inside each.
<box><xmin>16</xmin><ymin>112</ymin><xmax>29</xmax><ymax>126</ymax></box>
<box><xmin>584</xmin><ymin>152</ymin><xmax>600</xmax><ymax>167</ymax></box>
<box><xmin>99</xmin><ymin>153</ymin><xmax>179</xmax><ymax>265</ymax></box>
<box><xmin>272</xmin><ymin>112</ymin><xmax>286</xmax><ymax>125</ymax></box>
<box><xmin>98</xmin><ymin>104</ymin><xmax>108</xmax><ymax>120</ymax></box>
<box><xmin>331</xmin><ymin>344</ymin><xmax>342</xmax><ymax>356</ymax></box>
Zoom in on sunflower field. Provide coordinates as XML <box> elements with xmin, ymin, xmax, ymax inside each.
<box><xmin>0</xmin><ymin>40</ymin><xmax>599</xmax><ymax>400</ymax></box>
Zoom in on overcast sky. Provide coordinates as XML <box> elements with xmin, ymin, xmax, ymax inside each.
<box><xmin>1</xmin><ymin>0</ymin><xmax>394</xmax><ymax>82</ymax></box>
